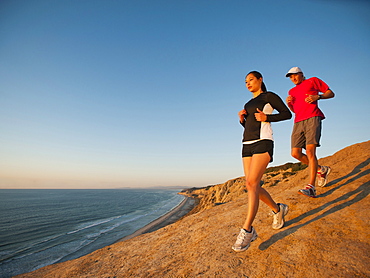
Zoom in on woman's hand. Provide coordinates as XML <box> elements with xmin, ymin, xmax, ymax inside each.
<box><xmin>254</xmin><ymin>108</ymin><xmax>267</xmax><ymax>122</ymax></box>
<box><xmin>238</xmin><ymin>109</ymin><xmax>247</xmax><ymax>122</ymax></box>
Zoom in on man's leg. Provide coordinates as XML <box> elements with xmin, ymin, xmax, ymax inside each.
<box><xmin>292</xmin><ymin>146</ymin><xmax>318</xmax><ymax>197</ymax></box>
<box><xmin>291</xmin><ymin>147</ymin><xmax>308</xmax><ymax>165</ymax></box>
<box><xmin>292</xmin><ymin>147</ymin><xmax>321</xmax><ymax>179</ymax></box>
<box><xmin>306</xmin><ymin>144</ymin><xmax>318</xmax><ymax>186</ymax></box>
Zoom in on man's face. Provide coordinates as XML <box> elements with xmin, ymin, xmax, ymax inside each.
<box><xmin>289</xmin><ymin>73</ymin><xmax>304</xmax><ymax>85</ymax></box>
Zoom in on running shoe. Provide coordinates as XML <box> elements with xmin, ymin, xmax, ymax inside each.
<box><xmin>317</xmin><ymin>166</ymin><xmax>331</xmax><ymax>187</ymax></box>
<box><xmin>298</xmin><ymin>184</ymin><xmax>316</xmax><ymax>198</ymax></box>
<box><xmin>272</xmin><ymin>203</ymin><xmax>289</xmax><ymax>230</ymax></box>
<box><xmin>232</xmin><ymin>227</ymin><xmax>257</xmax><ymax>252</ymax></box>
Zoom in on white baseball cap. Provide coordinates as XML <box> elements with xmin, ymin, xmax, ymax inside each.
<box><xmin>286</xmin><ymin>66</ymin><xmax>303</xmax><ymax>77</ymax></box>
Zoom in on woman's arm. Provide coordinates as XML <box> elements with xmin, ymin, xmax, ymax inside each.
<box><xmin>266</xmin><ymin>92</ymin><xmax>292</xmax><ymax>122</ymax></box>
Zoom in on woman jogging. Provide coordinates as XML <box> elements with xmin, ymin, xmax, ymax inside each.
<box><xmin>232</xmin><ymin>71</ymin><xmax>292</xmax><ymax>252</ymax></box>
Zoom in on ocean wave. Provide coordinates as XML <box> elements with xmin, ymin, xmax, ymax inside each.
<box><xmin>67</xmin><ymin>215</ymin><xmax>122</xmax><ymax>235</ymax></box>
<box><xmin>0</xmin><ymin>233</ymin><xmax>64</xmax><ymax>263</ymax></box>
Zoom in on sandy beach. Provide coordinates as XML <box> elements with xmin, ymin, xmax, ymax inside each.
<box><xmin>117</xmin><ymin>195</ymin><xmax>196</xmax><ymax>242</ymax></box>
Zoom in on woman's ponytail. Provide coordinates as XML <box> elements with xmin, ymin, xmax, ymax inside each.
<box><xmin>261</xmin><ymin>81</ymin><xmax>267</xmax><ymax>92</ymax></box>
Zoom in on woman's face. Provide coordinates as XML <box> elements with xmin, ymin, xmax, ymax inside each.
<box><xmin>245</xmin><ymin>74</ymin><xmax>262</xmax><ymax>93</ymax></box>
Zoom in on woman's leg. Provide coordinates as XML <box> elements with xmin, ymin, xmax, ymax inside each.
<box><xmin>242</xmin><ymin>152</ymin><xmax>273</xmax><ymax>231</ymax></box>
<box><xmin>259</xmin><ymin>187</ymin><xmax>279</xmax><ymax>213</ymax></box>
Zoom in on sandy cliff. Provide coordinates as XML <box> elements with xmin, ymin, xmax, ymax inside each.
<box><xmin>16</xmin><ymin>141</ymin><xmax>370</xmax><ymax>278</ymax></box>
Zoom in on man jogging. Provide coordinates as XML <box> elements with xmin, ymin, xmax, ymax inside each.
<box><xmin>285</xmin><ymin>67</ymin><xmax>335</xmax><ymax>197</ymax></box>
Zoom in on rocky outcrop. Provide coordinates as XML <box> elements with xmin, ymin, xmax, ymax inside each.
<box><xmin>180</xmin><ymin>162</ymin><xmax>307</xmax><ymax>214</ymax></box>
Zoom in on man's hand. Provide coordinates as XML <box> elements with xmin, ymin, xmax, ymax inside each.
<box><xmin>254</xmin><ymin>108</ymin><xmax>267</xmax><ymax>122</ymax></box>
<box><xmin>286</xmin><ymin>95</ymin><xmax>295</xmax><ymax>112</ymax></box>
<box><xmin>286</xmin><ymin>95</ymin><xmax>294</xmax><ymax>104</ymax></box>
<box><xmin>305</xmin><ymin>94</ymin><xmax>320</xmax><ymax>103</ymax></box>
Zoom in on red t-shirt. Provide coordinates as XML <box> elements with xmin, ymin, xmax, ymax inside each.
<box><xmin>288</xmin><ymin>77</ymin><xmax>329</xmax><ymax>123</ymax></box>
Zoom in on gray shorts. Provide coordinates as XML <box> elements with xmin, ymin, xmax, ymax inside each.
<box><xmin>291</xmin><ymin>117</ymin><xmax>322</xmax><ymax>149</ymax></box>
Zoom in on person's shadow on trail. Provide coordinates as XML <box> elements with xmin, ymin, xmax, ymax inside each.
<box><xmin>259</xmin><ymin>158</ymin><xmax>370</xmax><ymax>251</ymax></box>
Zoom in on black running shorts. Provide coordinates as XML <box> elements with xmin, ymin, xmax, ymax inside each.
<box><xmin>242</xmin><ymin>139</ymin><xmax>274</xmax><ymax>162</ymax></box>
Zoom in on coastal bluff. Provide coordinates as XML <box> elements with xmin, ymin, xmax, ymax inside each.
<box><xmin>16</xmin><ymin>141</ymin><xmax>370</xmax><ymax>278</ymax></box>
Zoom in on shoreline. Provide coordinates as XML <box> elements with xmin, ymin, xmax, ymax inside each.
<box><xmin>11</xmin><ymin>194</ymin><xmax>197</xmax><ymax>278</ymax></box>
<box><xmin>116</xmin><ymin>195</ymin><xmax>196</xmax><ymax>243</ymax></box>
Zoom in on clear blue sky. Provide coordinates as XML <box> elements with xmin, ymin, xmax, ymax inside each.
<box><xmin>1</xmin><ymin>0</ymin><xmax>369</xmax><ymax>189</ymax></box>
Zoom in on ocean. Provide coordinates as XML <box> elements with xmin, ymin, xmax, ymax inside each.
<box><xmin>0</xmin><ymin>189</ymin><xmax>184</xmax><ymax>278</ymax></box>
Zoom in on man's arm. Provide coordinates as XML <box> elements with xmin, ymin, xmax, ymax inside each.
<box><xmin>306</xmin><ymin>89</ymin><xmax>335</xmax><ymax>103</ymax></box>
<box><xmin>319</xmin><ymin>89</ymin><xmax>335</xmax><ymax>99</ymax></box>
